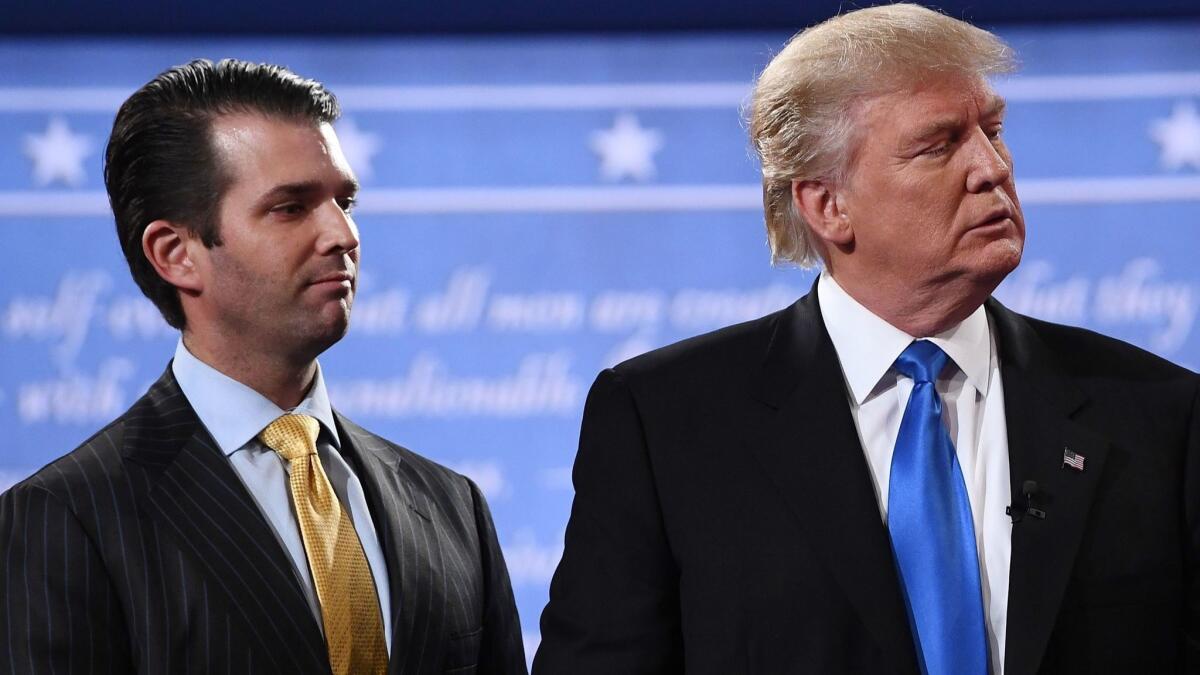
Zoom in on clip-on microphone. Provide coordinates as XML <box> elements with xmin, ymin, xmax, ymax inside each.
<box><xmin>1006</xmin><ymin>480</ymin><xmax>1046</xmax><ymax>523</ymax></box>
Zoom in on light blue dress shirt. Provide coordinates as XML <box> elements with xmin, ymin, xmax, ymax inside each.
<box><xmin>172</xmin><ymin>340</ymin><xmax>393</xmax><ymax>654</ymax></box>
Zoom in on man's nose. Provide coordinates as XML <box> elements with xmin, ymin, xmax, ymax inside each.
<box><xmin>965</xmin><ymin>130</ymin><xmax>1012</xmax><ymax>193</ymax></box>
<box><xmin>316</xmin><ymin>200</ymin><xmax>360</xmax><ymax>254</ymax></box>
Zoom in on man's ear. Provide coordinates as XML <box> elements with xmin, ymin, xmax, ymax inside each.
<box><xmin>142</xmin><ymin>220</ymin><xmax>204</xmax><ymax>293</ymax></box>
<box><xmin>792</xmin><ymin>179</ymin><xmax>854</xmax><ymax>248</ymax></box>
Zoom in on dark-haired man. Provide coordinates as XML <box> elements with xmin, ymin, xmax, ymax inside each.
<box><xmin>0</xmin><ymin>59</ymin><xmax>526</xmax><ymax>675</ymax></box>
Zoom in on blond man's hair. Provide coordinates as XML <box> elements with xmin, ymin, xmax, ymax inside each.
<box><xmin>748</xmin><ymin>3</ymin><xmax>1015</xmax><ymax>267</ymax></box>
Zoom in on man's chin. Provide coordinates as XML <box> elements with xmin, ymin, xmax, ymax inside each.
<box><xmin>317</xmin><ymin>316</ymin><xmax>352</xmax><ymax>348</ymax></box>
<box><xmin>291</xmin><ymin>309</ymin><xmax>352</xmax><ymax>359</ymax></box>
<box><xmin>969</xmin><ymin>239</ymin><xmax>1023</xmax><ymax>293</ymax></box>
<box><xmin>993</xmin><ymin>237</ymin><xmax>1024</xmax><ymax>273</ymax></box>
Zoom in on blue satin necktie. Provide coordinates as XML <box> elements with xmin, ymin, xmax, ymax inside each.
<box><xmin>887</xmin><ymin>340</ymin><xmax>989</xmax><ymax>675</ymax></box>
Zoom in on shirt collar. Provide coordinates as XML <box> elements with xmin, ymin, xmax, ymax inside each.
<box><xmin>817</xmin><ymin>272</ymin><xmax>992</xmax><ymax>405</ymax></box>
<box><xmin>171</xmin><ymin>339</ymin><xmax>341</xmax><ymax>456</ymax></box>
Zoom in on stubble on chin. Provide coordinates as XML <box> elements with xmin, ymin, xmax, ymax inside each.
<box><xmin>279</xmin><ymin>296</ymin><xmax>354</xmax><ymax>363</ymax></box>
<box><xmin>319</xmin><ymin>302</ymin><xmax>352</xmax><ymax>342</ymax></box>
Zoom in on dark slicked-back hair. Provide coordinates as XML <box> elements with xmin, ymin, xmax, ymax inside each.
<box><xmin>104</xmin><ymin>58</ymin><xmax>340</xmax><ymax>329</ymax></box>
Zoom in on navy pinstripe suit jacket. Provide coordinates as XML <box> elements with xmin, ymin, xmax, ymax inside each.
<box><xmin>0</xmin><ymin>367</ymin><xmax>527</xmax><ymax>675</ymax></box>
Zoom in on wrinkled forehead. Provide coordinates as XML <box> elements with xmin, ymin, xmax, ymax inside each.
<box><xmin>864</xmin><ymin>68</ymin><xmax>1002</xmax><ymax>110</ymax></box>
<box><xmin>849</xmin><ymin>71</ymin><xmax>1004</xmax><ymax>135</ymax></box>
<box><xmin>835</xmin><ymin>73</ymin><xmax>1005</xmax><ymax>172</ymax></box>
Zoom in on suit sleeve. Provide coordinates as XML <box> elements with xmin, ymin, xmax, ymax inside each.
<box><xmin>533</xmin><ymin>368</ymin><xmax>683</xmax><ymax>675</ymax></box>
<box><xmin>467</xmin><ymin>478</ymin><xmax>529</xmax><ymax>675</ymax></box>
<box><xmin>0</xmin><ymin>482</ymin><xmax>132</xmax><ymax>674</ymax></box>
<box><xmin>1184</xmin><ymin>376</ymin><xmax>1200</xmax><ymax>666</ymax></box>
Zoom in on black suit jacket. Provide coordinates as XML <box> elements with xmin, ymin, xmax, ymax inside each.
<box><xmin>534</xmin><ymin>289</ymin><xmax>1200</xmax><ymax>674</ymax></box>
<box><xmin>0</xmin><ymin>367</ymin><xmax>527</xmax><ymax>675</ymax></box>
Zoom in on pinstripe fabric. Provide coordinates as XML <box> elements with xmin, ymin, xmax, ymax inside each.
<box><xmin>0</xmin><ymin>366</ymin><xmax>527</xmax><ymax>675</ymax></box>
<box><xmin>339</xmin><ymin>416</ymin><xmax>527</xmax><ymax>675</ymax></box>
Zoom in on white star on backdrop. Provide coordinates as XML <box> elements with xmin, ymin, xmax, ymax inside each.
<box><xmin>590</xmin><ymin>112</ymin><xmax>664</xmax><ymax>182</ymax></box>
<box><xmin>24</xmin><ymin>116</ymin><xmax>93</xmax><ymax>187</ymax></box>
<box><xmin>1149</xmin><ymin>101</ymin><xmax>1200</xmax><ymax>171</ymax></box>
<box><xmin>335</xmin><ymin>117</ymin><xmax>383</xmax><ymax>181</ymax></box>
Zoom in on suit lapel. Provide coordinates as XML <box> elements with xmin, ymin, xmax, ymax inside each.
<box><xmin>125</xmin><ymin>367</ymin><xmax>331</xmax><ymax>674</ymax></box>
<box><xmin>989</xmin><ymin>301</ymin><xmax>1109</xmax><ymax>675</ymax></box>
<box><xmin>337</xmin><ymin>414</ymin><xmax>449</xmax><ymax>675</ymax></box>
<box><xmin>746</xmin><ymin>290</ymin><xmax>920</xmax><ymax>674</ymax></box>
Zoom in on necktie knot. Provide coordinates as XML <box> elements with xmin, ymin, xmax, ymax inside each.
<box><xmin>894</xmin><ymin>340</ymin><xmax>950</xmax><ymax>385</ymax></box>
<box><xmin>258</xmin><ymin>413</ymin><xmax>320</xmax><ymax>461</ymax></box>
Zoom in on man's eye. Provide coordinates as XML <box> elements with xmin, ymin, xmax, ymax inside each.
<box><xmin>987</xmin><ymin>125</ymin><xmax>1004</xmax><ymax>141</ymax></box>
<box><xmin>338</xmin><ymin>197</ymin><xmax>357</xmax><ymax>214</ymax></box>
<box><xmin>922</xmin><ymin>143</ymin><xmax>951</xmax><ymax>157</ymax></box>
<box><xmin>272</xmin><ymin>203</ymin><xmax>306</xmax><ymax>216</ymax></box>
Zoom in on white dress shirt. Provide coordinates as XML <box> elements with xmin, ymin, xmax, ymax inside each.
<box><xmin>817</xmin><ymin>273</ymin><xmax>1012</xmax><ymax>674</ymax></box>
<box><xmin>171</xmin><ymin>340</ymin><xmax>393</xmax><ymax>654</ymax></box>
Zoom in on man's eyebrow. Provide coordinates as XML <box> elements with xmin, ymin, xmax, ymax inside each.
<box><xmin>908</xmin><ymin>117</ymin><xmax>962</xmax><ymax>143</ymax></box>
<box><xmin>257</xmin><ymin>178</ymin><xmax>359</xmax><ymax>204</ymax></box>
<box><xmin>907</xmin><ymin>96</ymin><xmax>1008</xmax><ymax>144</ymax></box>
<box><xmin>983</xmin><ymin>96</ymin><xmax>1007</xmax><ymax>119</ymax></box>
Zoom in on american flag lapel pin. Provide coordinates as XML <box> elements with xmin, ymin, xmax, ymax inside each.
<box><xmin>1062</xmin><ymin>447</ymin><xmax>1086</xmax><ymax>472</ymax></box>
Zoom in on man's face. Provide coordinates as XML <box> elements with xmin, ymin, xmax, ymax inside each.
<box><xmin>189</xmin><ymin>113</ymin><xmax>360</xmax><ymax>362</ymax></box>
<box><xmin>836</xmin><ymin>75</ymin><xmax>1024</xmax><ymax>301</ymax></box>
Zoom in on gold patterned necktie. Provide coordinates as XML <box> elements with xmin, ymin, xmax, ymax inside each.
<box><xmin>258</xmin><ymin>414</ymin><xmax>388</xmax><ymax>675</ymax></box>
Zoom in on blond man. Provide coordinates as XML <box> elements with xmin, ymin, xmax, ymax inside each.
<box><xmin>534</xmin><ymin>5</ymin><xmax>1199</xmax><ymax>674</ymax></box>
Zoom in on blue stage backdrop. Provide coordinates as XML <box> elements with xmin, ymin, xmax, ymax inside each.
<box><xmin>2</xmin><ymin>22</ymin><xmax>1199</xmax><ymax>658</ymax></box>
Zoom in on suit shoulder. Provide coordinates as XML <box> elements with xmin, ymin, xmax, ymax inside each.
<box><xmin>335</xmin><ymin>415</ymin><xmax>492</xmax><ymax>549</ymax></box>
<box><xmin>399</xmin><ymin>445</ymin><xmax>477</xmax><ymax>500</ymax></box>
<box><xmin>612</xmin><ymin>307</ymin><xmax>785</xmax><ymax>385</ymax></box>
<box><xmin>7</xmin><ymin>410</ymin><xmax>132</xmax><ymax>498</ymax></box>
<box><xmin>336</xmin><ymin>415</ymin><xmax>475</xmax><ymax>501</ymax></box>
<box><xmin>1021</xmin><ymin>313</ymin><xmax>1195</xmax><ymax>382</ymax></box>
